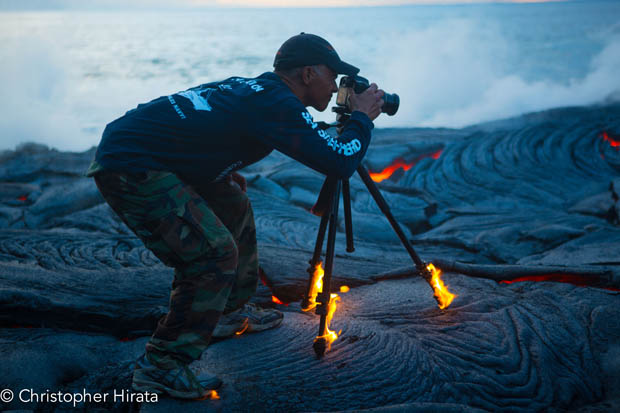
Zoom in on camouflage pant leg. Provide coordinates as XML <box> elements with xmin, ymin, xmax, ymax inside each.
<box><xmin>189</xmin><ymin>180</ymin><xmax>258</xmax><ymax>314</ymax></box>
<box><xmin>93</xmin><ymin>170</ymin><xmax>238</xmax><ymax>369</ymax></box>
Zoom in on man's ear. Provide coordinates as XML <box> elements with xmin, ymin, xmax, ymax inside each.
<box><xmin>300</xmin><ymin>66</ymin><xmax>316</xmax><ymax>86</ymax></box>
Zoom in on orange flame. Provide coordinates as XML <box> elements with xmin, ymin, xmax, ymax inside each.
<box><xmin>271</xmin><ymin>295</ymin><xmax>284</xmax><ymax>305</ymax></box>
<box><xmin>427</xmin><ymin>263</ymin><xmax>456</xmax><ymax>309</ymax></box>
<box><xmin>197</xmin><ymin>389</ymin><xmax>220</xmax><ymax>400</ymax></box>
<box><xmin>315</xmin><ymin>293</ymin><xmax>342</xmax><ymax>351</ymax></box>
<box><xmin>302</xmin><ymin>262</ymin><xmax>324</xmax><ymax>312</ymax></box>
<box><xmin>602</xmin><ymin>131</ymin><xmax>620</xmax><ymax>148</ymax></box>
<box><xmin>304</xmin><ymin>262</ymin><xmax>344</xmax><ymax>351</ymax></box>
<box><xmin>339</xmin><ymin>285</ymin><xmax>350</xmax><ymax>293</ymax></box>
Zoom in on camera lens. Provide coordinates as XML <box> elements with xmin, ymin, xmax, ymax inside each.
<box><xmin>382</xmin><ymin>93</ymin><xmax>400</xmax><ymax>116</ymax></box>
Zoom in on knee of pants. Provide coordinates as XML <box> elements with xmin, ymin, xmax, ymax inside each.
<box><xmin>186</xmin><ymin>235</ymin><xmax>239</xmax><ymax>280</ymax></box>
<box><xmin>210</xmin><ymin>236</ymin><xmax>239</xmax><ymax>274</ymax></box>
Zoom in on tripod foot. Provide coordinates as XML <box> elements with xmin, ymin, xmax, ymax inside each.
<box><xmin>313</xmin><ymin>338</ymin><xmax>327</xmax><ymax>358</ymax></box>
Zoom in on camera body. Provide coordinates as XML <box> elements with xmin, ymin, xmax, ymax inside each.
<box><xmin>335</xmin><ymin>75</ymin><xmax>399</xmax><ymax>116</ymax></box>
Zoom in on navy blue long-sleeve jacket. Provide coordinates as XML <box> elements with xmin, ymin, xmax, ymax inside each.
<box><xmin>93</xmin><ymin>72</ymin><xmax>373</xmax><ymax>182</ymax></box>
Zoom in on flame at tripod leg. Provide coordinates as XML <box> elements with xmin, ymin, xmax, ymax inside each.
<box><xmin>427</xmin><ymin>263</ymin><xmax>456</xmax><ymax>309</ymax></box>
<box><xmin>302</xmin><ymin>262</ymin><xmax>324</xmax><ymax>312</ymax></box>
<box><xmin>305</xmin><ymin>263</ymin><xmax>344</xmax><ymax>352</ymax></box>
<box><xmin>314</xmin><ymin>293</ymin><xmax>341</xmax><ymax>351</ymax></box>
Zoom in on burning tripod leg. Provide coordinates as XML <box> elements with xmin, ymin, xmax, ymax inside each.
<box><xmin>356</xmin><ymin>165</ymin><xmax>455</xmax><ymax>309</ymax></box>
<box><xmin>310</xmin><ymin>180</ymin><xmax>341</xmax><ymax>357</ymax></box>
<box><xmin>301</xmin><ymin>208</ymin><xmax>330</xmax><ymax>312</ymax></box>
<box><xmin>302</xmin><ymin>177</ymin><xmax>340</xmax><ymax>312</ymax></box>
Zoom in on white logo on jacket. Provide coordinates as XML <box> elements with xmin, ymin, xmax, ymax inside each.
<box><xmin>301</xmin><ymin>111</ymin><xmax>361</xmax><ymax>156</ymax></box>
<box><xmin>231</xmin><ymin>78</ymin><xmax>264</xmax><ymax>92</ymax></box>
<box><xmin>179</xmin><ymin>87</ymin><xmax>215</xmax><ymax>111</ymax></box>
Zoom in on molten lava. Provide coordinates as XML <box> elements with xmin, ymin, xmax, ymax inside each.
<box><xmin>235</xmin><ymin>323</ymin><xmax>249</xmax><ymax>336</ymax></box>
<box><xmin>369</xmin><ymin>150</ymin><xmax>443</xmax><ymax>182</ymax></box>
<box><xmin>302</xmin><ymin>262</ymin><xmax>325</xmax><ymax>312</ymax></box>
<box><xmin>427</xmin><ymin>263</ymin><xmax>456</xmax><ymax>309</ymax></box>
<box><xmin>430</xmin><ymin>150</ymin><xmax>442</xmax><ymax>159</ymax></box>
<box><xmin>369</xmin><ymin>160</ymin><xmax>414</xmax><ymax>182</ymax></box>
<box><xmin>500</xmin><ymin>273</ymin><xmax>620</xmax><ymax>292</ymax></box>
<box><xmin>602</xmin><ymin>131</ymin><xmax>620</xmax><ymax>148</ymax></box>
<box><xmin>271</xmin><ymin>295</ymin><xmax>285</xmax><ymax>305</ymax></box>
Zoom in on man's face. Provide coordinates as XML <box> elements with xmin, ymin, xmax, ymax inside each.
<box><xmin>307</xmin><ymin>65</ymin><xmax>338</xmax><ymax>112</ymax></box>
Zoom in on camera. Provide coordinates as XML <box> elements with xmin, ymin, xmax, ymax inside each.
<box><xmin>335</xmin><ymin>75</ymin><xmax>399</xmax><ymax>116</ymax></box>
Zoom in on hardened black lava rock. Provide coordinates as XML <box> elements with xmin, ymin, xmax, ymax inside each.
<box><xmin>1</xmin><ymin>103</ymin><xmax>619</xmax><ymax>412</ymax></box>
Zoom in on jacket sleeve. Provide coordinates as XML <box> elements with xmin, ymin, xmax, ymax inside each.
<box><xmin>248</xmin><ymin>96</ymin><xmax>373</xmax><ymax>179</ymax></box>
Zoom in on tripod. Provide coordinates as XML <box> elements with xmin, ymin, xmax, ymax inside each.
<box><xmin>302</xmin><ymin>164</ymin><xmax>439</xmax><ymax>358</ymax></box>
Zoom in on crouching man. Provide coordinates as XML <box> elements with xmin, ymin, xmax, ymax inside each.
<box><xmin>87</xmin><ymin>33</ymin><xmax>384</xmax><ymax>399</ymax></box>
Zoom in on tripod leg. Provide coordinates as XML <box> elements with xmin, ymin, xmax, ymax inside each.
<box><xmin>303</xmin><ymin>177</ymin><xmax>338</xmax><ymax>310</ymax></box>
<box><xmin>342</xmin><ymin>179</ymin><xmax>355</xmax><ymax>253</ymax></box>
<box><xmin>301</xmin><ymin>211</ymin><xmax>330</xmax><ymax>310</ymax></box>
<box><xmin>356</xmin><ymin>165</ymin><xmax>429</xmax><ymax>279</ymax></box>
<box><xmin>311</xmin><ymin>176</ymin><xmax>338</xmax><ymax>217</ymax></box>
<box><xmin>314</xmin><ymin>180</ymin><xmax>341</xmax><ymax>358</ymax></box>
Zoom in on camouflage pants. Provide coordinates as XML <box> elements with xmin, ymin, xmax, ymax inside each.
<box><xmin>93</xmin><ymin>170</ymin><xmax>258</xmax><ymax>369</ymax></box>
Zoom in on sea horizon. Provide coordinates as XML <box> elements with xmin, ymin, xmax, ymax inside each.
<box><xmin>1</xmin><ymin>0</ymin><xmax>619</xmax><ymax>151</ymax></box>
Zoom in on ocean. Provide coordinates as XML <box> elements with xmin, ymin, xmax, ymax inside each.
<box><xmin>1</xmin><ymin>1</ymin><xmax>619</xmax><ymax>151</ymax></box>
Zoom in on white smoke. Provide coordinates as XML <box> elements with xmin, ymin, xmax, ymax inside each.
<box><xmin>373</xmin><ymin>19</ymin><xmax>620</xmax><ymax>128</ymax></box>
<box><xmin>1</xmin><ymin>10</ymin><xmax>619</xmax><ymax>151</ymax></box>
<box><xmin>0</xmin><ymin>36</ymin><xmax>86</xmax><ymax>151</ymax></box>
<box><xmin>0</xmin><ymin>34</ymin><xmax>184</xmax><ymax>152</ymax></box>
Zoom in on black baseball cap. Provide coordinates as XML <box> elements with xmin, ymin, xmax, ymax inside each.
<box><xmin>273</xmin><ymin>33</ymin><xmax>359</xmax><ymax>76</ymax></box>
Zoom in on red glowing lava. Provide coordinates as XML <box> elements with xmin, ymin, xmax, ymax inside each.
<box><xmin>369</xmin><ymin>160</ymin><xmax>414</xmax><ymax>182</ymax></box>
<box><xmin>271</xmin><ymin>295</ymin><xmax>288</xmax><ymax>305</ymax></box>
<box><xmin>500</xmin><ymin>273</ymin><xmax>620</xmax><ymax>292</ymax></box>
<box><xmin>602</xmin><ymin>131</ymin><xmax>620</xmax><ymax>149</ymax></box>
<box><xmin>8</xmin><ymin>324</ymin><xmax>34</xmax><ymax>329</ymax></box>
<box><xmin>259</xmin><ymin>269</ymin><xmax>289</xmax><ymax>305</ymax></box>
<box><xmin>17</xmin><ymin>195</ymin><xmax>28</xmax><ymax>202</ymax></box>
<box><xmin>369</xmin><ymin>150</ymin><xmax>443</xmax><ymax>182</ymax></box>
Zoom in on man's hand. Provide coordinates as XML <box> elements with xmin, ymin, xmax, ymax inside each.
<box><xmin>228</xmin><ymin>172</ymin><xmax>247</xmax><ymax>192</ymax></box>
<box><xmin>348</xmin><ymin>83</ymin><xmax>385</xmax><ymax>121</ymax></box>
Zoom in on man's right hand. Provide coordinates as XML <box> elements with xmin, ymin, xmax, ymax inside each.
<box><xmin>348</xmin><ymin>83</ymin><xmax>384</xmax><ymax>121</ymax></box>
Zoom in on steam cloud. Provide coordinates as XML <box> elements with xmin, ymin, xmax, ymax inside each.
<box><xmin>0</xmin><ymin>37</ymin><xmax>84</xmax><ymax>151</ymax></box>
<box><xmin>1</xmin><ymin>15</ymin><xmax>619</xmax><ymax>151</ymax></box>
<box><xmin>374</xmin><ymin>19</ymin><xmax>620</xmax><ymax>128</ymax></box>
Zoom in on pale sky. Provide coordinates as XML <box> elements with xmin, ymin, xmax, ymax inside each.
<box><xmin>0</xmin><ymin>0</ymin><xmax>570</xmax><ymax>10</ymax></box>
<box><xmin>207</xmin><ymin>0</ymin><xmax>565</xmax><ymax>6</ymax></box>
<box><xmin>212</xmin><ymin>0</ymin><xmax>565</xmax><ymax>6</ymax></box>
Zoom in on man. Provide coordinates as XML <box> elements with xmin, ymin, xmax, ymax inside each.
<box><xmin>87</xmin><ymin>33</ymin><xmax>384</xmax><ymax>399</ymax></box>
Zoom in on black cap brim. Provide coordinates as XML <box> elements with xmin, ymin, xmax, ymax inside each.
<box><xmin>329</xmin><ymin>59</ymin><xmax>360</xmax><ymax>76</ymax></box>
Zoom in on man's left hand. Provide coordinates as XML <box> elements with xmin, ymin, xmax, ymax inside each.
<box><xmin>229</xmin><ymin>172</ymin><xmax>247</xmax><ymax>192</ymax></box>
